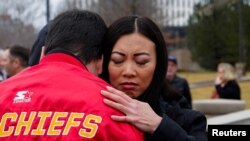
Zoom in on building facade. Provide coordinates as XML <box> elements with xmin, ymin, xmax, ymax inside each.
<box><xmin>158</xmin><ymin>0</ymin><xmax>209</xmax><ymax>27</ymax></box>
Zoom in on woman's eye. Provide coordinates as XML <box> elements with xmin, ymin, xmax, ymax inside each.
<box><xmin>136</xmin><ymin>61</ymin><xmax>148</xmax><ymax>65</ymax></box>
<box><xmin>111</xmin><ymin>59</ymin><xmax>123</xmax><ymax>64</ymax></box>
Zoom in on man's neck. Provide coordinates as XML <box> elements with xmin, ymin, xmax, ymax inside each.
<box><xmin>11</xmin><ymin>67</ymin><xmax>26</xmax><ymax>77</ymax></box>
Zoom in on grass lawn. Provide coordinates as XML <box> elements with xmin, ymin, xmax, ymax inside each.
<box><xmin>179</xmin><ymin>72</ymin><xmax>250</xmax><ymax>109</ymax></box>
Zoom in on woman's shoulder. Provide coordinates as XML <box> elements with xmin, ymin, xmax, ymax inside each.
<box><xmin>226</xmin><ymin>80</ymin><xmax>240</xmax><ymax>88</ymax></box>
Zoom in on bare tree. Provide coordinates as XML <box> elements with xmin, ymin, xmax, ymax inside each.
<box><xmin>56</xmin><ymin>0</ymin><xmax>95</xmax><ymax>16</ymax></box>
<box><xmin>92</xmin><ymin>0</ymin><xmax>164</xmax><ymax>27</ymax></box>
<box><xmin>57</xmin><ymin>0</ymin><xmax>165</xmax><ymax>27</ymax></box>
<box><xmin>0</xmin><ymin>0</ymin><xmax>45</xmax><ymax>29</ymax></box>
<box><xmin>0</xmin><ymin>14</ymin><xmax>36</xmax><ymax>49</ymax></box>
<box><xmin>0</xmin><ymin>0</ymin><xmax>45</xmax><ymax>49</ymax></box>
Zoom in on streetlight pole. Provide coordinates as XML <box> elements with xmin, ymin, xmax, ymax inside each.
<box><xmin>46</xmin><ymin>0</ymin><xmax>50</xmax><ymax>23</ymax></box>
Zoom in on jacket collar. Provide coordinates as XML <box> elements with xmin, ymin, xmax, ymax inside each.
<box><xmin>40</xmin><ymin>52</ymin><xmax>88</xmax><ymax>71</ymax></box>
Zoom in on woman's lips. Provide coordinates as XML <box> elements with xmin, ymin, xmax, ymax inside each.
<box><xmin>120</xmin><ymin>82</ymin><xmax>137</xmax><ymax>90</ymax></box>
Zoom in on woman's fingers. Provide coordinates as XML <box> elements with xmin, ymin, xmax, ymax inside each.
<box><xmin>101</xmin><ymin>89</ymin><xmax>127</xmax><ymax>104</ymax></box>
<box><xmin>102</xmin><ymin>89</ymin><xmax>162</xmax><ymax>133</ymax></box>
<box><xmin>103</xmin><ymin>98</ymin><xmax>129</xmax><ymax>113</ymax></box>
<box><xmin>106</xmin><ymin>86</ymin><xmax>131</xmax><ymax>101</ymax></box>
<box><xmin>103</xmin><ymin>98</ymin><xmax>129</xmax><ymax>122</ymax></box>
<box><xmin>111</xmin><ymin>115</ymin><xmax>127</xmax><ymax>122</ymax></box>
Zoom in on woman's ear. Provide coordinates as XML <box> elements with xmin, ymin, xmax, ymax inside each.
<box><xmin>39</xmin><ymin>46</ymin><xmax>45</xmax><ymax>62</ymax></box>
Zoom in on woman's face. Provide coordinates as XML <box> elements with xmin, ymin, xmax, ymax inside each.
<box><xmin>217</xmin><ymin>67</ymin><xmax>225</xmax><ymax>80</ymax></box>
<box><xmin>108</xmin><ymin>33</ymin><xmax>156</xmax><ymax>98</ymax></box>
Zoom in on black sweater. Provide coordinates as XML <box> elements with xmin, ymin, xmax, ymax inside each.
<box><xmin>215</xmin><ymin>80</ymin><xmax>241</xmax><ymax>100</ymax></box>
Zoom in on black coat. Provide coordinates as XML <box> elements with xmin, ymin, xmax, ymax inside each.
<box><xmin>169</xmin><ymin>75</ymin><xmax>193</xmax><ymax>109</ymax></box>
<box><xmin>147</xmin><ymin>96</ymin><xmax>207</xmax><ymax>141</ymax></box>
<box><xmin>215</xmin><ymin>80</ymin><xmax>241</xmax><ymax>100</ymax></box>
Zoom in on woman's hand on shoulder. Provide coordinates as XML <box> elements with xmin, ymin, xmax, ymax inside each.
<box><xmin>101</xmin><ymin>86</ymin><xmax>162</xmax><ymax>133</ymax></box>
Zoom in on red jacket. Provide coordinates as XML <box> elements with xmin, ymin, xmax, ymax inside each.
<box><xmin>0</xmin><ymin>53</ymin><xmax>143</xmax><ymax>141</ymax></box>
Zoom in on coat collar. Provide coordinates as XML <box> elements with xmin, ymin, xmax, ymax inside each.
<box><xmin>40</xmin><ymin>52</ymin><xmax>88</xmax><ymax>71</ymax></box>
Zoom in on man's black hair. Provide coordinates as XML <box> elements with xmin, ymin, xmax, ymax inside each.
<box><xmin>9</xmin><ymin>45</ymin><xmax>30</xmax><ymax>67</ymax></box>
<box><xmin>45</xmin><ymin>9</ymin><xmax>107</xmax><ymax>64</ymax></box>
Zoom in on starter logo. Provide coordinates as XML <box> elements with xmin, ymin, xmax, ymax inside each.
<box><xmin>13</xmin><ymin>90</ymin><xmax>33</xmax><ymax>103</ymax></box>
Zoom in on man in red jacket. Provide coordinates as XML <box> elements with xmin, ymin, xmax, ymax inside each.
<box><xmin>0</xmin><ymin>10</ymin><xmax>143</xmax><ymax>141</ymax></box>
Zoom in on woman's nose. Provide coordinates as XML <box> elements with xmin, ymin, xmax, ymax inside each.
<box><xmin>122</xmin><ymin>63</ymin><xmax>136</xmax><ymax>77</ymax></box>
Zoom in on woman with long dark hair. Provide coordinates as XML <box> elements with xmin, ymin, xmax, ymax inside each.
<box><xmin>100</xmin><ymin>15</ymin><xmax>207</xmax><ymax>141</ymax></box>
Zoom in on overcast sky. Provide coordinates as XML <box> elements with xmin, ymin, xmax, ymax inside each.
<box><xmin>34</xmin><ymin>0</ymin><xmax>61</xmax><ymax>30</ymax></box>
<box><xmin>0</xmin><ymin>0</ymin><xmax>62</xmax><ymax>31</ymax></box>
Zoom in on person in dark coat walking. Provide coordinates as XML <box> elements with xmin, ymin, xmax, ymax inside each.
<box><xmin>100</xmin><ymin>15</ymin><xmax>207</xmax><ymax>141</ymax></box>
<box><xmin>167</xmin><ymin>55</ymin><xmax>193</xmax><ymax>108</ymax></box>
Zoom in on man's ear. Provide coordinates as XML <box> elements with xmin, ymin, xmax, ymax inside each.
<box><xmin>13</xmin><ymin>58</ymin><xmax>20</xmax><ymax>67</ymax></box>
<box><xmin>96</xmin><ymin>55</ymin><xmax>103</xmax><ymax>75</ymax></box>
<box><xmin>39</xmin><ymin>46</ymin><xmax>46</xmax><ymax>62</ymax></box>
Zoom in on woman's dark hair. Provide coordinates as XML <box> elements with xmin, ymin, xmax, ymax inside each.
<box><xmin>100</xmin><ymin>15</ymin><xmax>168</xmax><ymax>113</ymax></box>
<box><xmin>45</xmin><ymin>9</ymin><xmax>107</xmax><ymax>64</ymax></box>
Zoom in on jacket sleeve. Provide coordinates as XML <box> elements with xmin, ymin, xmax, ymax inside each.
<box><xmin>148</xmin><ymin>111</ymin><xmax>208</xmax><ymax>141</ymax></box>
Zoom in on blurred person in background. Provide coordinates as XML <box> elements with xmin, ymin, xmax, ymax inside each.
<box><xmin>166</xmin><ymin>55</ymin><xmax>192</xmax><ymax>109</ymax></box>
<box><xmin>0</xmin><ymin>49</ymin><xmax>8</xmax><ymax>81</ymax></box>
<box><xmin>211</xmin><ymin>62</ymin><xmax>241</xmax><ymax>100</ymax></box>
<box><xmin>3</xmin><ymin>45</ymin><xmax>30</xmax><ymax>78</ymax></box>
